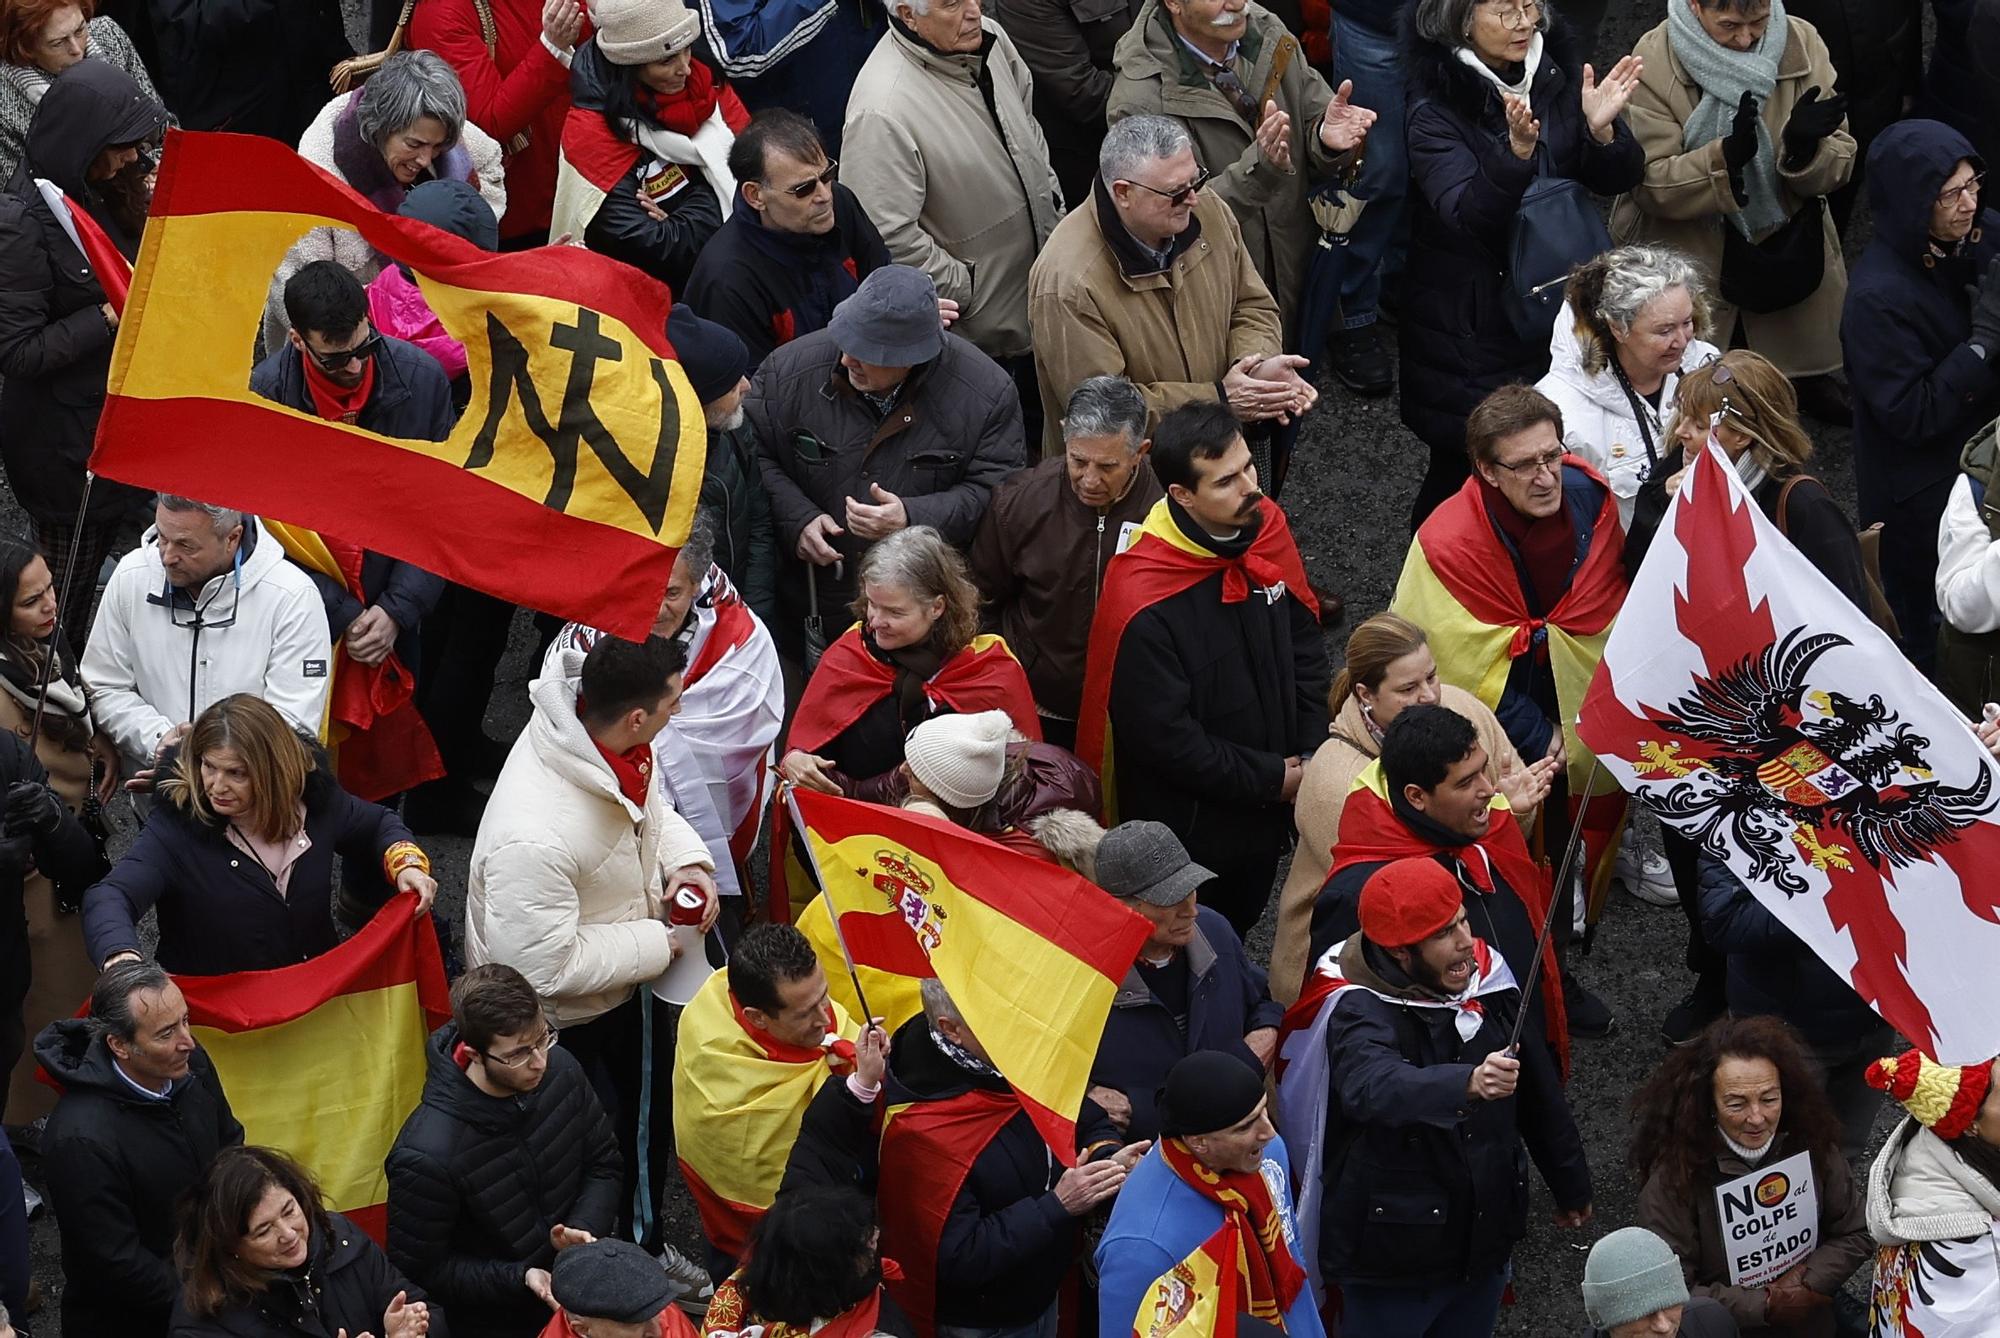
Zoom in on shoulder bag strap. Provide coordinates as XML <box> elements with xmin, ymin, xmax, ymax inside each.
<box><xmin>1774</xmin><ymin>475</ymin><xmax>1812</xmax><ymax>538</ymax></box>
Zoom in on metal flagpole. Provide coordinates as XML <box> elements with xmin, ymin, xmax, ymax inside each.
<box><xmin>785</xmin><ymin>787</ymin><xmax>876</xmax><ymax>1025</ymax></box>
<box><xmin>27</xmin><ymin>471</ymin><xmax>97</xmax><ymax>756</ymax></box>
<box><xmin>1506</xmin><ymin>752</ymin><xmax>1602</xmax><ymax>1055</ymax></box>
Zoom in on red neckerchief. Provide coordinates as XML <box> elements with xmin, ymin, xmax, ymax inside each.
<box><xmin>584</xmin><ymin>717</ymin><xmax>652</xmax><ymax>807</ymax></box>
<box><xmin>636</xmin><ymin>61</ymin><xmax>717</xmax><ymax>135</ymax></box>
<box><xmin>727</xmin><ymin>991</ymin><xmax>857</xmax><ymax>1071</ymax></box>
<box><xmin>301</xmin><ymin>349</ymin><xmax>377</xmax><ymax>425</ymax></box>
<box><xmin>1158</xmin><ymin>1137</ymin><xmax>1309</xmax><ymax>1325</ymax></box>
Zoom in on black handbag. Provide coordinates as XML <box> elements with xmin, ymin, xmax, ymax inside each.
<box><xmin>1503</xmin><ymin>146</ymin><xmax>1613</xmax><ymax>346</ymax></box>
<box><xmin>1720</xmin><ymin>195</ymin><xmax>1826</xmax><ymax>314</ymax></box>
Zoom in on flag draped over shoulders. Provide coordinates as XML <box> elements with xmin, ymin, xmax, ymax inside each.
<box><xmin>788</xmin><ymin>628</ymin><xmax>1043</xmax><ymax>756</ymax></box>
<box><xmin>877</xmin><ymin>1090</ymin><xmax>1022</xmax><ymax>1338</ymax></box>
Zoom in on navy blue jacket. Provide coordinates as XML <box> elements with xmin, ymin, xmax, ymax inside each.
<box><xmin>1695</xmin><ymin>855</ymin><xmax>1878</xmax><ymax>1048</ymax></box>
<box><xmin>1088</xmin><ymin>906</ymin><xmax>1283</xmax><ymax>1142</ymax></box>
<box><xmin>1843</xmin><ymin>119</ymin><xmax>2000</xmax><ymax>511</ymax></box>
<box><xmin>1317</xmin><ymin>938</ymin><xmax>1589</xmax><ymax>1288</ymax></box>
<box><xmin>1397</xmin><ymin>14</ymin><xmax>1643</xmax><ymax>458</ymax></box>
<box><xmin>82</xmin><ymin>745</ymin><xmax>416</xmax><ymax>974</ymax></box>
<box><xmin>250</xmin><ymin>334</ymin><xmax>456</xmax><ymax>444</ymax></box>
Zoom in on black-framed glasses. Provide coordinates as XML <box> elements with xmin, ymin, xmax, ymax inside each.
<box><xmin>1121</xmin><ymin>166</ymin><xmax>1214</xmax><ymax>207</ymax></box>
<box><xmin>1939</xmin><ymin>171</ymin><xmax>1986</xmax><ymax>208</ymax></box>
<box><xmin>484</xmin><ymin>1022</ymin><xmax>559</xmax><ymax>1069</ymax></box>
<box><xmin>308</xmin><ymin>325</ymin><xmax>381</xmax><ymax>372</ymax></box>
<box><xmin>1491</xmin><ymin>445</ymin><xmax>1567</xmax><ymax>477</ymax></box>
<box><xmin>775</xmin><ymin>159</ymin><xmax>838</xmax><ymax>200</ymax></box>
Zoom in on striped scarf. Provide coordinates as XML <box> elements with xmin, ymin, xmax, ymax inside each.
<box><xmin>1159</xmin><ymin>1137</ymin><xmax>1307</xmax><ymax>1326</ymax></box>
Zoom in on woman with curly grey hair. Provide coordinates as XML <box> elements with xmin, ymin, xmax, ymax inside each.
<box><xmin>1537</xmin><ymin>243</ymin><xmax>1721</xmax><ymax>525</ymax></box>
<box><xmin>261</xmin><ymin>49</ymin><xmax>508</xmax><ymax>350</ymax></box>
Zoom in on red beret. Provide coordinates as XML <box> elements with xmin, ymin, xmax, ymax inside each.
<box><xmin>1359</xmin><ymin>858</ymin><xmax>1463</xmax><ymax>948</ymax></box>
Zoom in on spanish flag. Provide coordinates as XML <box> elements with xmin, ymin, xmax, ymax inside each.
<box><xmin>671</xmin><ymin>968</ymin><xmax>858</xmax><ymax>1261</ymax></box>
<box><xmin>787</xmin><ymin>789</ymin><xmax>1150</xmax><ymax>1162</ymax></box>
<box><xmin>1132</xmin><ymin>1226</ymin><xmax>1241</xmax><ymax>1338</ymax></box>
<box><xmin>88</xmin><ymin>129</ymin><xmax>706</xmax><ymax>640</ymax></box>
<box><xmin>181</xmin><ymin>894</ymin><xmax>449</xmax><ymax>1242</ymax></box>
<box><xmin>1075</xmin><ymin>497</ymin><xmax>1317</xmax><ymax>820</ymax></box>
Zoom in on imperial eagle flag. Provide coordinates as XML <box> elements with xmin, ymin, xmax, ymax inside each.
<box><xmin>87</xmin><ymin>130</ymin><xmax>706</xmax><ymax>639</ymax></box>
<box><xmin>1576</xmin><ymin>443</ymin><xmax>2000</xmax><ymax>1063</ymax></box>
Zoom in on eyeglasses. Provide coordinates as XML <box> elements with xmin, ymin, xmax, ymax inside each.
<box><xmin>1121</xmin><ymin>166</ymin><xmax>1214</xmax><ymax>207</ymax></box>
<box><xmin>307</xmin><ymin>326</ymin><xmax>381</xmax><ymax>372</ymax></box>
<box><xmin>1939</xmin><ymin>172</ymin><xmax>1986</xmax><ymax>208</ymax></box>
<box><xmin>484</xmin><ymin>1023</ymin><xmax>559</xmax><ymax>1069</ymax></box>
<box><xmin>774</xmin><ymin>159</ymin><xmax>838</xmax><ymax>200</ymax></box>
<box><xmin>1491</xmin><ymin>445</ymin><xmax>1567</xmax><ymax>478</ymax></box>
<box><xmin>1480</xmin><ymin>0</ymin><xmax>1540</xmax><ymax>29</ymax></box>
<box><xmin>1710</xmin><ymin>361</ymin><xmax>1752</xmax><ymax>425</ymax></box>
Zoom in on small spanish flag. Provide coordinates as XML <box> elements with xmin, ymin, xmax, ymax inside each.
<box><xmin>788</xmin><ymin>789</ymin><xmax>1150</xmax><ymax>1163</ymax></box>
<box><xmin>181</xmin><ymin>894</ymin><xmax>449</xmax><ymax>1242</ymax></box>
<box><xmin>1133</xmin><ymin>1225</ymin><xmax>1241</xmax><ymax>1338</ymax></box>
<box><xmin>88</xmin><ymin>129</ymin><xmax>706</xmax><ymax>639</ymax></box>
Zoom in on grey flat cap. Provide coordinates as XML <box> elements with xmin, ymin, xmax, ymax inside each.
<box><xmin>828</xmin><ymin>264</ymin><xmax>944</xmax><ymax>366</ymax></box>
<box><xmin>1095</xmin><ymin>820</ymin><xmax>1212</xmax><ymax>906</ymax></box>
<box><xmin>550</xmin><ymin>1240</ymin><xmax>672</xmax><ymax>1324</ymax></box>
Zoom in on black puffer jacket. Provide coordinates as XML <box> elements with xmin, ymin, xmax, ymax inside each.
<box><xmin>0</xmin><ymin>60</ymin><xmax>164</xmax><ymax>525</ymax></box>
<box><xmin>386</xmin><ymin>1024</ymin><xmax>622</xmax><ymax>1338</ymax></box>
<box><xmin>35</xmin><ymin>1018</ymin><xmax>244</xmax><ymax>1338</ymax></box>
<box><xmin>169</xmin><ymin>1210</ymin><xmax>447</xmax><ymax>1338</ymax></box>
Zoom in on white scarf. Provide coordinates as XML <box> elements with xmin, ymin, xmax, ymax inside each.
<box><xmin>1453</xmin><ymin>32</ymin><xmax>1544</xmax><ymax>110</ymax></box>
<box><xmin>629</xmin><ymin>108</ymin><xmax>737</xmax><ymax>216</ymax></box>
<box><xmin>1719</xmin><ymin>1127</ymin><xmax>1775</xmax><ymax>1166</ymax></box>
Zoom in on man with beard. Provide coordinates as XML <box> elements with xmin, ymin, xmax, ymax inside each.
<box><xmin>1075</xmin><ymin>401</ymin><xmax>1329</xmax><ymax>936</ymax></box>
<box><xmin>1279</xmin><ymin>857</ymin><xmax>1590</xmax><ymax>1335</ymax></box>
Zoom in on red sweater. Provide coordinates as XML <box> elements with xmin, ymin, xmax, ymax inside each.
<box><xmin>410</xmin><ymin>0</ymin><xmax>577</xmax><ymax>238</ymax></box>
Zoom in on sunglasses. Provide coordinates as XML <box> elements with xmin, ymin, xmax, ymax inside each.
<box><xmin>774</xmin><ymin>159</ymin><xmax>838</xmax><ymax>200</ymax></box>
<box><xmin>1122</xmin><ymin>167</ymin><xmax>1214</xmax><ymax>207</ymax></box>
<box><xmin>308</xmin><ymin>326</ymin><xmax>381</xmax><ymax>372</ymax></box>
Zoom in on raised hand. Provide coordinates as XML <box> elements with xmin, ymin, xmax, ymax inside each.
<box><xmin>1503</xmin><ymin>93</ymin><xmax>1540</xmax><ymax>160</ymax></box>
<box><xmin>1319</xmin><ymin>79</ymin><xmax>1377</xmax><ymax>154</ymax></box>
<box><xmin>1579</xmin><ymin>56</ymin><xmax>1642</xmax><ymax>141</ymax></box>
<box><xmin>1254</xmin><ymin>102</ymin><xmax>1293</xmax><ymax>172</ymax></box>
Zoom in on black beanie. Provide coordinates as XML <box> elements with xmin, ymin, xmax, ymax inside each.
<box><xmin>667</xmin><ymin>302</ymin><xmax>751</xmax><ymax>406</ymax></box>
<box><xmin>397</xmin><ymin>179</ymin><xmax>499</xmax><ymax>252</ymax></box>
<box><xmin>1157</xmin><ymin>1050</ymin><xmax>1265</xmax><ymax>1137</ymax></box>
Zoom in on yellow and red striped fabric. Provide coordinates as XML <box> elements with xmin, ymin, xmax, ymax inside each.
<box><xmin>788</xmin><ymin>789</ymin><xmax>1150</xmax><ymax>1162</ymax></box>
<box><xmin>181</xmin><ymin>894</ymin><xmax>449</xmax><ymax>1242</ymax></box>
<box><xmin>89</xmin><ymin>129</ymin><xmax>706</xmax><ymax>638</ymax></box>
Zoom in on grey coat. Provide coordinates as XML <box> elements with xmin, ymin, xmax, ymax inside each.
<box><xmin>0</xmin><ymin>19</ymin><xmax>164</xmax><ymax>187</ymax></box>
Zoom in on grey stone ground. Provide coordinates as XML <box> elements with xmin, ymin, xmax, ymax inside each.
<box><xmin>9</xmin><ymin>0</ymin><xmax>1883</xmax><ymax>1330</ymax></box>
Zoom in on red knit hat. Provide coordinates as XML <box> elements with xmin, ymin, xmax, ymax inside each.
<box><xmin>1865</xmin><ymin>1049</ymin><xmax>1996</xmax><ymax>1141</ymax></box>
<box><xmin>1359</xmin><ymin>858</ymin><xmax>1463</xmax><ymax>948</ymax></box>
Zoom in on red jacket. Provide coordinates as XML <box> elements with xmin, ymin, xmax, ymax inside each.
<box><xmin>410</xmin><ymin>0</ymin><xmax>576</xmax><ymax>238</ymax></box>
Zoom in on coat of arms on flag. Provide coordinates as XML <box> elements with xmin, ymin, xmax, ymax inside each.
<box><xmin>1578</xmin><ymin>444</ymin><xmax>2000</xmax><ymax>1063</ymax></box>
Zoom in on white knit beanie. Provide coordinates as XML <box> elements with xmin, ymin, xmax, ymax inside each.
<box><xmin>591</xmin><ymin>0</ymin><xmax>700</xmax><ymax>64</ymax></box>
<box><xmin>904</xmin><ymin>711</ymin><xmax>1012</xmax><ymax>810</ymax></box>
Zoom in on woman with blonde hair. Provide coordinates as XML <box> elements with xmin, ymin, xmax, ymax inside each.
<box><xmin>1268</xmin><ymin>611</ymin><xmax>1553</xmax><ymax>1004</ymax></box>
<box><xmin>81</xmin><ymin>693</ymin><xmax>436</xmax><ymax>976</ymax></box>
<box><xmin>779</xmin><ymin>527</ymin><xmax>1041</xmax><ymax>801</ymax></box>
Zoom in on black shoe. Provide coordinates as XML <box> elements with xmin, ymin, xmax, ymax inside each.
<box><xmin>1561</xmin><ymin>969</ymin><xmax>1617</xmax><ymax>1038</ymax></box>
<box><xmin>1328</xmin><ymin>324</ymin><xmax>1394</xmax><ymax>397</ymax></box>
<box><xmin>1308</xmin><ymin>580</ymin><xmax>1346</xmax><ymax>627</ymax></box>
<box><xmin>1660</xmin><ymin>979</ymin><xmax>1728</xmax><ymax>1046</ymax></box>
<box><xmin>403</xmin><ymin>779</ymin><xmax>488</xmax><ymax>838</ymax></box>
<box><xmin>1793</xmin><ymin>373</ymin><xmax>1852</xmax><ymax>426</ymax></box>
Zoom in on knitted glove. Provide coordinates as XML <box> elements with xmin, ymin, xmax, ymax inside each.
<box><xmin>1781</xmin><ymin>86</ymin><xmax>1848</xmax><ymax>168</ymax></box>
<box><xmin>1722</xmin><ymin>90</ymin><xmax>1758</xmax><ymax>205</ymax></box>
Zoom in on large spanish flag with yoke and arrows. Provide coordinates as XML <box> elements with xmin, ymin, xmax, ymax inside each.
<box><xmin>786</xmin><ymin>788</ymin><xmax>1151</xmax><ymax>1163</ymax></box>
<box><xmin>87</xmin><ymin>129</ymin><xmax>706</xmax><ymax>639</ymax></box>
<box><xmin>181</xmin><ymin>894</ymin><xmax>449</xmax><ymax>1242</ymax></box>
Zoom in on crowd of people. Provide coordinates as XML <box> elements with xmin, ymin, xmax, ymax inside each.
<box><xmin>0</xmin><ymin>0</ymin><xmax>1998</xmax><ymax>1335</ymax></box>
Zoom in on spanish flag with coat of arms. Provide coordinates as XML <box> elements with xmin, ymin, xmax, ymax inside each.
<box><xmin>1132</xmin><ymin>1226</ymin><xmax>1242</xmax><ymax>1338</ymax></box>
<box><xmin>87</xmin><ymin>129</ymin><xmax>706</xmax><ymax>639</ymax></box>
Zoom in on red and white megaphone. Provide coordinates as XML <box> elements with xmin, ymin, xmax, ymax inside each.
<box><xmin>652</xmin><ymin>885</ymin><xmax>724</xmax><ymax>1006</ymax></box>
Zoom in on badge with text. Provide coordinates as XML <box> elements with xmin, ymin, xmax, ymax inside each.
<box><xmin>1714</xmin><ymin>1149</ymin><xmax>1818</xmax><ymax>1286</ymax></box>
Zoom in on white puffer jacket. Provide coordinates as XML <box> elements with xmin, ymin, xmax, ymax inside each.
<box><xmin>1536</xmin><ymin>301</ymin><xmax>1718</xmax><ymax>526</ymax></box>
<box><xmin>1865</xmin><ymin>1116</ymin><xmax>2000</xmax><ymax>1337</ymax></box>
<box><xmin>465</xmin><ymin>648</ymin><xmax>713</xmax><ymax>1026</ymax></box>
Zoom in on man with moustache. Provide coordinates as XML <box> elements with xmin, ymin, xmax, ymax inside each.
<box><xmin>1075</xmin><ymin>401</ymin><xmax>1329</xmax><ymax>936</ymax></box>
<box><xmin>1279</xmin><ymin>857</ymin><xmax>1591</xmax><ymax>1335</ymax></box>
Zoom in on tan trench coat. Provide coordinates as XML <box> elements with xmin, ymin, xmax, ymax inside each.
<box><xmin>1609</xmin><ymin>18</ymin><xmax>1855</xmax><ymax>377</ymax></box>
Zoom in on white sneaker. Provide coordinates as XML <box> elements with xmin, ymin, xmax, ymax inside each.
<box><xmin>21</xmin><ymin>1182</ymin><xmax>42</xmax><ymax>1218</ymax></box>
<box><xmin>658</xmin><ymin>1242</ymin><xmax>716</xmax><ymax>1314</ymax></box>
<box><xmin>1615</xmin><ymin>844</ymin><xmax>1679</xmax><ymax>907</ymax></box>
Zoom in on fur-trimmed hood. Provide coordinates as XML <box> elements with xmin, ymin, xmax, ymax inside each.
<box><xmin>1401</xmin><ymin>2</ymin><xmax>1584</xmax><ymax>122</ymax></box>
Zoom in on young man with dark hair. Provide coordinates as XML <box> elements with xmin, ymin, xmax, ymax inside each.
<box><xmin>34</xmin><ymin>960</ymin><xmax>243</xmax><ymax>1337</ymax></box>
<box><xmin>673</xmin><ymin>924</ymin><xmax>859</xmax><ymax>1275</ymax></box>
<box><xmin>386</xmin><ymin>963</ymin><xmax>623</xmax><ymax>1336</ymax></box>
<box><xmin>684</xmin><ymin>109</ymin><xmax>892</xmax><ymax>370</ymax></box>
<box><xmin>1391</xmin><ymin>382</ymin><xmax>1628</xmax><ymax>1036</ymax></box>
<box><xmin>1076</xmin><ymin>402</ymin><xmax>1330</xmax><ymax>937</ymax></box>
<box><xmin>467</xmin><ymin>631</ymin><xmax>718</xmax><ymax>1276</ymax></box>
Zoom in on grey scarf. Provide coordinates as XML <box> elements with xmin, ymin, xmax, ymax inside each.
<box><xmin>1668</xmin><ymin>0</ymin><xmax>1790</xmax><ymax>240</ymax></box>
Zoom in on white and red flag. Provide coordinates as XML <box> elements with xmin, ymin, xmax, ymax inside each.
<box><xmin>1577</xmin><ymin>443</ymin><xmax>2000</xmax><ymax>1064</ymax></box>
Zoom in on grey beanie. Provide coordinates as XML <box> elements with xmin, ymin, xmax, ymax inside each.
<box><xmin>828</xmin><ymin>264</ymin><xmax>944</xmax><ymax>366</ymax></box>
<box><xmin>1580</xmin><ymin>1228</ymin><xmax>1689</xmax><ymax>1329</ymax></box>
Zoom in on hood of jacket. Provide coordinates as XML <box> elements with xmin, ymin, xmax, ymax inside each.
<box><xmin>1115</xmin><ymin>0</ymin><xmax>1279</xmax><ymax>96</ymax></box>
<box><xmin>1543</xmin><ymin>302</ymin><xmax>1631</xmax><ymax>413</ymax></box>
<box><xmin>23</xmin><ymin>58</ymin><xmax>166</xmax><ymax>199</ymax></box>
<box><xmin>526</xmin><ymin>644</ymin><xmax>640</xmax><ymax>820</ymax></box>
<box><xmin>1402</xmin><ymin>5</ymin><xmax>1579</xmax><ymax>121</ymax></box>
<box><xmin>1868</xmin><ymin>1116</ymin><xmax>2000</xmax><ymax>1244</ymax></box>
<box><xmin>416</xmin><ymin>1021</ymin><xmax>527</xmax><ymax>1133</ymax></box>
<box><xmin>568</xmin><ymin>39</ymin><xmax>626</xmax><ymax>122</ymax></box>
<box><xmin>1335</xmin><ymin>930</ymin><xmax>1453</xmax><ymax>1004</ymax></box>
<box><xmin>887</xmin><ymin>15</ymin><xmax>998</xmax><ymax>86</ymax></box>
<box><xmin>34</xmin><ymin>1015</ymin><xmax>178</xmax><ymax>1104</ymax></box>
<box><xmin>1866</xmin><ymin>119</ymin><xmax>1984</xmax><ymax>259</ymax></box>
<box><xmin>886</xmin><ymin>1013</ymin><xmax>1012</xmax><ymax>1104</ymax></box>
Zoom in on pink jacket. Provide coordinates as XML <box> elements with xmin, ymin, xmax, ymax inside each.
<box><xmin>365</xmin><ymin>265</ymin><xmax>467</xmax><ymax>382</ymax></box>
